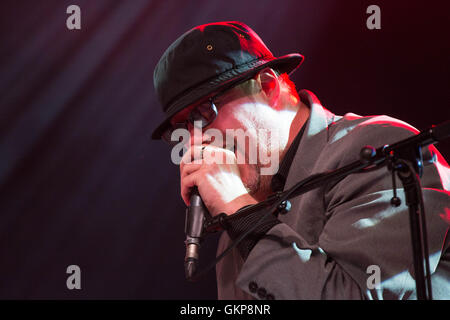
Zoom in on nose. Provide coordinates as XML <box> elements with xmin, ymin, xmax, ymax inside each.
<box><xmin>184</xmin><ymin>126</ymin><xmax>203</xmax><ymax>150</ymax></box>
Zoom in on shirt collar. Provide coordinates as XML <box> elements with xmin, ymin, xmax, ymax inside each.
<box><xmin>270</xmin><ymin>109</ymin><xmax>309</xmax><ymax>192</ymax></box>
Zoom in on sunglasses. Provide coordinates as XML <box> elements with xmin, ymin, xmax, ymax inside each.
<box><xmin>161</xmin><ymin>84</ymin><xmax>240</xmax><ymax>145</ymax></box>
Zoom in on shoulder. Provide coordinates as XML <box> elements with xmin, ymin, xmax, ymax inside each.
<box><xmin>326</xmin><ymin>113</ymin><xmax>419</xmax><ymax>163</ymax></box>
<box><xmin>332</xmin><ymin>113</ymin><xmax>419</xmax><ymax>144</ymax></box>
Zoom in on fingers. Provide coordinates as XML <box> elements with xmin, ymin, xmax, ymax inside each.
<box><xmin>179</xmin><ymin>144</ymin><xmax>238</xmax><ymax>206</ymax></box>
<box><xmin>180</xmin><ymin>144</ymin><xmax>204</xmax><ymax>174</ymax></box>
<box><xmin>180</xmin><ymin>169</ymin><xmax>202</xmax><ymax>206</ymax></box>
<box><xmin>181</xmin><ymin>144</ymin><xmax>236</xmax><ymax>166</ymax></box>
<box><xmin>180</xmin><ymin>145</ymin><xmax>205</xmax><ymax>205</ymax></box>
<box><xmin>181</xmin><ymin>162</ymin><xmax>202</xmax><ymax>180</ymax></box>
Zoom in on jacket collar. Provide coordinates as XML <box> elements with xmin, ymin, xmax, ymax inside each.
<box><xmin>283</xmin><ymin>89</ymin><xmax>341</xmax><ymax>190</ymax></box>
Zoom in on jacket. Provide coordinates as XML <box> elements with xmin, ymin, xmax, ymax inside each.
<box><xmin>216</xmin><ymin>89</ymin><xmax>450</xmax><ymax>299</ymax></box>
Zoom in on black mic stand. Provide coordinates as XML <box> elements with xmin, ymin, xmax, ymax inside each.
<box><xmin>203</xmin><ymin>121</ymin><xmax>450</xmax><ymax>299</ymax></box>
<box><xmin>382</xmin><ymin>140</ymin><xmax>433</xmax><ymax>300</ymax></box>
<box><xmin>393</xmin><ymin>157</ymin><xmax>432</xmax><ymax>300</ymax></box>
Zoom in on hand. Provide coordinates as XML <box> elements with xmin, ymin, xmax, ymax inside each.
<box><xmin>180</xmin><ymin>144</ymin><xmax>257</xmax><ymax>216</ymax></box>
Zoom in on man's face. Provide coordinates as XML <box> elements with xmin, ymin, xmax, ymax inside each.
<box><xmin>171</xmin><ymin>79</ymin><xmax>281</xmax><ymax>199</ymax></box>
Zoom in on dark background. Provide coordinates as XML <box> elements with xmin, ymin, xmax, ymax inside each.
<box><xmin>0</xmin><ymin>0</ymin><xmax>448</xmax><ymax>299</ymax></box>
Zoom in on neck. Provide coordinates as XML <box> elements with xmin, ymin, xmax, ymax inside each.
<box><xmin>279</xmin><ymin>100</ymin><xmax>310</xmax><ymax>161</ymax></box>
<box><xmin>250</xmin><ymin>100</ymin><xmax>310</xmax><ymax>202</ymax></box>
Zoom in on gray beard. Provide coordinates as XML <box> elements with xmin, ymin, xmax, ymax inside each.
<box><xmin>245</xmin><ymin>163</ymin><xmax>274</xmax><ymax>202</ymax></box>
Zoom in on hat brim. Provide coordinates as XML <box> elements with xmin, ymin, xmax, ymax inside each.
<box><xmin>151</xmin><ymin>53</ymin><xmax>304</xmax><ymax>140</ymax></box>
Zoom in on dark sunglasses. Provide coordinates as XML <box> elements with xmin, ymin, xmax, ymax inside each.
<box><xmin>161</xmin><ymin>84</ymin><xmax>238</xmax><ymax>145</ymax></box>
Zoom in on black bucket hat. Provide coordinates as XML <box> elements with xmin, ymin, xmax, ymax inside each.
<box><xmin>152</xmin><ymin>21</ymin><xmax>304</xmax><ymax>140</ymax></box>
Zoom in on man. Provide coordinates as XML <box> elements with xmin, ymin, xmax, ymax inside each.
<box><xmin>152</xmin><ymin>21</ymin><xmax>450</xmax><ymax>299</ymax></box>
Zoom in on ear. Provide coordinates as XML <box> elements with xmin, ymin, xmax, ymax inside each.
<box><xmin>256</xmin><ymin>68</ymin><xmax>281</xmax><ymax>108</ymax></box>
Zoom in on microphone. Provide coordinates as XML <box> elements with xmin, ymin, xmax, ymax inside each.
<box><xmin>184</xmin><ymin>186</ymin><xmax>207</xmax><ymax>281</ymax></box>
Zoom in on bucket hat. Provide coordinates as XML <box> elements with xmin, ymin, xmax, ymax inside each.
<box><xmin>152</xmin><ymin>21</ymin><xmax>304</xmax><ymax>139</ymax></box>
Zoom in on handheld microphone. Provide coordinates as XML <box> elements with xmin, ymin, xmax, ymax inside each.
<box><xmin>184</xmin><ymin>186</ymin><xmax>207</xmax><ymax>281</ymax></box>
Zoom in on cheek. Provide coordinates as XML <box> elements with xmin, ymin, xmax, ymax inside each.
<box><xmin>218</xmin><ymin>97</ymin><xmax>272</xmax><ymax>125</ymax></box>
<box><xmin>213</xmin><ymin>102</ymin><xmax>276</xmax><ymax>155</ymax></box>
<box><xmin>238</xmin><ymin>103</ymin><xmax>278</xmax><ymax>132</ymax></box>
<box><xmin>213</xmin><ymin>105</ymin><xmax>242</xmax><ymax>129</ymax></box>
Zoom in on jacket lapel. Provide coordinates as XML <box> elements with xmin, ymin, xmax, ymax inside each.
<box><xmin>284</xmin><ymin>89</ymin><xmax>340</xmax><ymax>190</ymax></box>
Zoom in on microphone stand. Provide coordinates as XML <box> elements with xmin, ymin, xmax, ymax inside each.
<box><xmin>204</xmin><ymin>121</ymin><xmax>450</xmax><ymax>299</ymax></box>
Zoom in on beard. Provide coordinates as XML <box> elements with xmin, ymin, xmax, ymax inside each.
<box><xmin>241</xmin><ymin>163</ymin><xmax>274</xmax><ymax>202</ymax></box>
<box><xmin>236</xmin><ymin>134</ymin><xmax>278</xmax><ymax>202</ymax></box>
<box><xmin>230</xmin><ymin>127</ymin><xmax>279</xmax><ymax>201</ymax></box>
